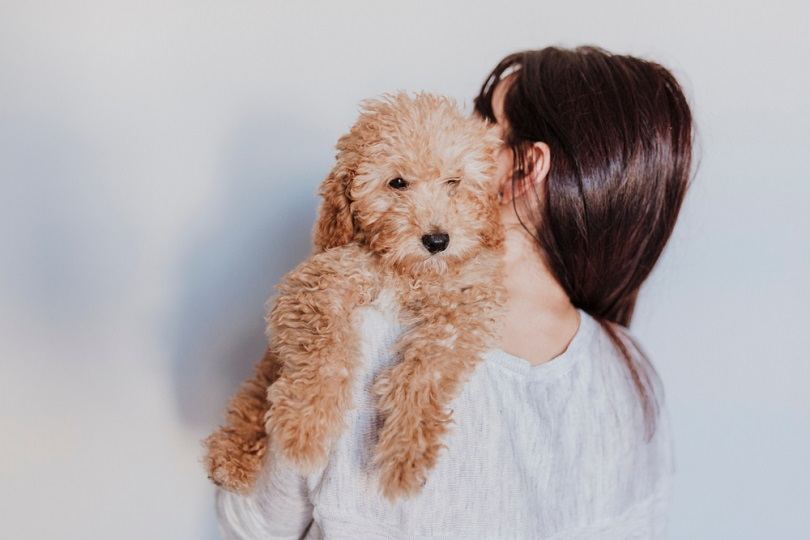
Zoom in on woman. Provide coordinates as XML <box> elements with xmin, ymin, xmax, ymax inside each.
<box><xmin>216</xmin><ymin>45</ymin><xmax>694</xmax><ymax>539</ymax></box>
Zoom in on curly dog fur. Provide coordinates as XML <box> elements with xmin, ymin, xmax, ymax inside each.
<box><xmin>204</xmin><ymin>92</ymin><xmax>506</xmax><ymax>501</ymax></box>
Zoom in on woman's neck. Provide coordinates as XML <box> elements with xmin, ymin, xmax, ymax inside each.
<box><xmin>496</xmin><ymin>213</ymin><xmax>581</xmax><ymax>365</ymax></box>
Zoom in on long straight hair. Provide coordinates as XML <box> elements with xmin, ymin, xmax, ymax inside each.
<box><xmin>474</xmin><ymin>46</ymin><xmax>695</xmax><ymax>440</ymax></box>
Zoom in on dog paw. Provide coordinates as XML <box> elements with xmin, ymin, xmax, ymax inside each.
<box><xmin>204</xmin><ymin>429</ymin><xmax>266</xmax><ymax>493</ymax></box>
<box><xmin>374</xmin><ymin>447</ymin><xmax>430</xmax><ymax>501</ymax></box>
<box><xmin>266</xmin><ymin>406</ymin><xmax>331</xmax><ymax>474</ymax></box>
<box><xmin>371</xmin><ymin>418</ymin><xmax>448</xmax><ymax>502</ymax></box>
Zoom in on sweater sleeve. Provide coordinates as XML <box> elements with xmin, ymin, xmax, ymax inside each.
<box><xmin>215</xmin><ymin>453</ymin><xmax>315</xmax><ymax>540</ymax></box>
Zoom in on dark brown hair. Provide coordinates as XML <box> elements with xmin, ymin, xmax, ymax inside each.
<box><xmin>474</xmin><ymin>46</ymin><xmax>695</xmax><ymax>440</ymax></box>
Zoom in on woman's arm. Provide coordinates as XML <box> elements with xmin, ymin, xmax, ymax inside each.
<box><xmin>215</xmin><ymin>453</ymin><xmax>315</xmax><ymax>540</ymax></box>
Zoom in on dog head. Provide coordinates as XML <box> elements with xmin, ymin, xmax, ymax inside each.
<box><xmin>313</xmin><ymin>92</ymin><xmax>503</xmax><ymax>274</ymax></box>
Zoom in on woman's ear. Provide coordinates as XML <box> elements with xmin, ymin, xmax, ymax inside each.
<box><xmin>530</xmin><ymin>141</ymin><xmax>551</xmax><ymax>186</ymax></box>
<box><xmin>312</xmin><ymin>157</ymin><xmax>355</xmax><ymax>251</ymax></box>
<box><xmin>501</xmin><ymin>141</ymin><xmax>551</xmax><ymax>203</ymax></box>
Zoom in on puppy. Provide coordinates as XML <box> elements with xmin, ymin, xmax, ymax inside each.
<box><xmin>205</xmin><ymin>92</ymin><xmax>506</xmax><ymax>501</ymax></box>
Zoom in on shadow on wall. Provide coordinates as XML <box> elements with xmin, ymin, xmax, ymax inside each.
<box><xmin>1</xmin><ymin>115</ymin><xmax>140</xmax><ymax>334</ymax></box>
<box><xmin>168</xmin><ymin>110</ymin><xmax>328</xmax><ymax>434</ymax></box>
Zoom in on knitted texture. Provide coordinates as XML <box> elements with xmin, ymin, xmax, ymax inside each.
<box><xmin>216</xmin><ymin>296</ymin><xmax>675</xmax><ymax>540</ymax></box>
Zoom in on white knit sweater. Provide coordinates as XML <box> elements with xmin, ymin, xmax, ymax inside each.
<box><xmin>215</xmin><ymin>292</ymin><xmax>675</xmax><ymax>540</ymax></box>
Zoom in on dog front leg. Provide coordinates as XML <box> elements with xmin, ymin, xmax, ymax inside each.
<box><xmin>265</xmin><ymin>246</ymin><xmax>380</xmax><ymax>474</ymax></box>
<box><xmin>204</xmin><ymin>346</ymin><xmax>282</xmax><ymax>493</ymax></box>
<box><xmin>370</xmin><ymin>280</ymin><xmax>504</xmax><ymax>500</ymax></box>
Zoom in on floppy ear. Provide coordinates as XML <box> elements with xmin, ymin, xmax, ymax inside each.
<box><xmin>312</xmin><ymin>96</ymin><xmax>389</xmax><ymax>251</ymax></box>
<box><xmin>479</xmin><ymin>189</ymin><xmax>505</xmax><ymax>250</ymax></box>
<box><xmin>478</xmin><ymin>123</ymin><xmax>506</xmax><ymax>250</ymax></box>
<box><xmin>312</xmin><ymin>154</ymin><xmax>355</xmax><ymax>252</ymax></box>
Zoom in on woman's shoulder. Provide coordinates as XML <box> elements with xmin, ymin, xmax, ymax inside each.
<box><xmin>585</xmin><ymin>312</ymin><xmax>676</xmax><ymax>475</ymax></box>
<box><xmin>547</xmin><ymin>311</ymin><xmax>677</xmax><ymax>518</ymax></box>
<box><xmin>581</xmin><ymin>311</ymin><xmax>669</xmax><ymax>406</ymax></box>
<box><xmin>297</xmin><ymin>305</ymin><xmax>675</xmax><ymax>537</ymax></box>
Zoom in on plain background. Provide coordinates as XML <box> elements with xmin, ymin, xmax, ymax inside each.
<box><xmin>1</xmin><ymin>1</ymin><xmax>808</xmax><ymax>539</ymax></box>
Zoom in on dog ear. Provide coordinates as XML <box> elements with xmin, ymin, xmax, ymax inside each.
<box><xmin>479</xmin><ymin>189</ymin><xmax>505</xmax><ymax>250</ymax></box>
<box><xmin>313</xmin><ymin>102</ymin><xmax>384</xmax><ymax>251</ymax></box>
<box><xmin>477</xmin><ymin>123</ymin><xmax>507</xmax><ymax>250</ymax></box>
<box><xmin>313</xmin><ymin>121</ymin><xmax>366</xmax><ymax>251</ymax></box>
<box><xmin>312</xmin><ymin>152</ymin><xmax>356</xmax><ymax>251</ymax></box>
<box><xmin>312</xmin><ymin>94</ymin><xmax>416</xmax><ymax>251</ymax></box>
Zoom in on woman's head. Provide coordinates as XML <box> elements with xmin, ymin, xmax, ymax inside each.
<box><xmin>475</xmin><ymin>45</ymin><xmax>695</xmax><ymax>437</ymax></box>
<box><xmin>476</xmin><ymin>45</ymin><xmax>694</xmax><ymax>326</ymax></box>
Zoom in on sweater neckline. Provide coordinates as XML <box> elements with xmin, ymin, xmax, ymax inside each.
<box><xmin>484</xmin><ymin>308</ymin><xmax>594</xmax><ymax>382</ymax></box>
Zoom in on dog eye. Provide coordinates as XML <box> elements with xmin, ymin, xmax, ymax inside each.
<box><xmin>445</xmin><ymin>178</ymin><xmax>461</xmax><ymax>186</ymax></box>
<box><xmin>388</xmin><ymin>177</ymin><xmax>409</xmax><ymax>190</ymax></box>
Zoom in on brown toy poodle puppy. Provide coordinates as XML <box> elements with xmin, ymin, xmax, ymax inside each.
<box><xmin>204</xmin><ymin>92</ymin><xmax>506</xmax><ymax>501</ymax></box>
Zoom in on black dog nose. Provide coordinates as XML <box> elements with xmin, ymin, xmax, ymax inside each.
<box><xmin>421</xmin><ymin>233</ymin><xmax>450</xmax><ymax>254</ymax></box>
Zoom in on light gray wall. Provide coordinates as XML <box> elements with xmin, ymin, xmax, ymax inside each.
<box><xmin>1</xmin><ymin>1</ymin><xmax>807</xmax><ymax>538</ymax></box>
